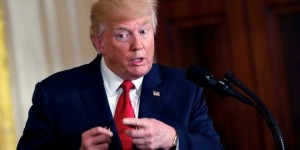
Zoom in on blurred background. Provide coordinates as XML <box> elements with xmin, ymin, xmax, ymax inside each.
<box><xmin>0</xmin><ymin>0</ymin><xmax>299</xmax><ymax>149</ymax></box>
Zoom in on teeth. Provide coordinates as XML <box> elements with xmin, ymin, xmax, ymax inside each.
<box><xmin>134</xmin><ymin>58</ymin><xmax>142</xmax><ymax>62</ymax></box>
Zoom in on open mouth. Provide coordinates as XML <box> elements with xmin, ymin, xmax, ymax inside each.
<box><xmin>133</xmin><ymin>57</ymin><xmax>143</xmax><ymax>62</ymax></box>
<box><xmin>132</xmin><ymin>57</ymin><xmax>144</xmax><ymax>65</ymax></box>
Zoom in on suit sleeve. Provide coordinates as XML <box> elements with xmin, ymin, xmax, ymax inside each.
<box><xmin>176</xmin><ymin>86</ymin><xmax>223</xmax><ymax>150</ymax></box>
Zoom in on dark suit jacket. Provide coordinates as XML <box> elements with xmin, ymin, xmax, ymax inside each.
<box><xmin>17</xmin><ymin>55</ymin><xmax>222</xmax><ymax>150</ymax></box>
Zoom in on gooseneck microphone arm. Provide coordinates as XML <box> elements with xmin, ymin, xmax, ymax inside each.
<box><xmin>224</xmin><ymin>72</ymin><xmax>285</xmax><ymax>150</ymax></box>
<box><xmin>186</xmin><ymin>65</ymin><xmax>285</xmax><ymax>150</ymax></box>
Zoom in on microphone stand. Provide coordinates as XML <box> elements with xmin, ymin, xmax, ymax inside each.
<box><xmin>223</xmin><ymin>72</ymin><xmax>285</xmax><ymax>150</ymax></box>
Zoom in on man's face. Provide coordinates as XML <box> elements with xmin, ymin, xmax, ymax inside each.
<box><xmin>93</xmin><ymin>16</ymin><xmax>155</xmax><ymax>80</ymax></box>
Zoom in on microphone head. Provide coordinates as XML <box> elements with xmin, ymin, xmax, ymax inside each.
<box><xmin>186</xmin><ymin>65</ymin><xmax>217</xmax><ymax>87</ymax></box>
<box><xmin>186</xmin><ymin>66</ymin><xmax>255</xmax><ymax>106</ymax></box>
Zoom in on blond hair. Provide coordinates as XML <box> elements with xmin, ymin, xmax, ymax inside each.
<box><xmin>90</xmin><ymin>0</ymin><xmax>158</xmax><ymax>37</ymax></box>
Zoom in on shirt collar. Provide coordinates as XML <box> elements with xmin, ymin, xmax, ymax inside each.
<box><xmin>100</xmin><ymin>58</ymin><xmax>143</xmax><ymax>96</ymax></box>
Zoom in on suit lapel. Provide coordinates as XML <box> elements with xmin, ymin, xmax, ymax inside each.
<box><xmin>80</xmin><ymin>83</ymin><xmax>113</xmax><ymax>128</ymax></box>
<box><xmin>139</xmin><ymin>65</ymin><xmax>164</xmax><ymax>120</ymax></box>
<box><xmin>79</xmin><ymin>55</ymin><xmax>122</xmax><ymax>149</ymax></box>
<box><xmin>80</xmin><ymin>56</ymin><xmax>113</xmax><ymax>127</ymax></box>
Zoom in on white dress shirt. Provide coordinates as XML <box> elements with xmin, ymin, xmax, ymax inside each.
<box><xmin>100</xmin><ymin>58</ymin><xmax>143</xmax><ymax>117</ymax></box>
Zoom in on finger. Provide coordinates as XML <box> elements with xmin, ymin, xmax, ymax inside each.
<box><xmin>125</xmin><ymin>128</ymin><xmax>145</xmax><ymax>138</ymax></box>
<box><xmin>123</xmin><ymin>118</ymin><xmax>146</xmax><ymax>129</ymax></box>
<box><xmin>94</xmin><ymin>143</ymin><xmax>110</xmax><ymax>150</ymax></box>
<box><xmin>81</xmin><ymin>127</ymin><xmax>112</xmax><ymax>149</ymax></box>
<box><xmin>132</xmin><ymin>137</ymin><xmax>146</xmax><ymax>145</ymax></box>
<box><xmin>123</xmin><ymin>118</ymin><xmax>139</xmax><ymax>126</ymax></box>
<box><xmin>135</xmin><ymin>144</ymin><xmax>149</xmax><ymax>150</ymax></box>
<box><xmin>81</xmin><ymin>143</ymin><xmax>110</xmax><ymax>150</ymax></box>
<box><xmin>92</xmin><ymin>134</ymin><xmax>112</xmax><ymax>145</ymax></box>
<box><xmin>86</xmin><ymin>126</ymin><xmax>113</xmax><ymax>137</ymax></box>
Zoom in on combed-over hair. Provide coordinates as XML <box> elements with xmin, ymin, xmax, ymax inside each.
<box><xmin>90</xmin><ymin>0</ymin><xmax>158</xmax><ymax>37</ymax></box>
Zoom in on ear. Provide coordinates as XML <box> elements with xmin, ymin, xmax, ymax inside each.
<box><xmin>91</xmin><ymin>35</ymin><xmax>105</xmax><ymax>54</ymax></box>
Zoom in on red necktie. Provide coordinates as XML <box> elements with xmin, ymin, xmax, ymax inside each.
<box><xmin>114</xmin><ymin>80</ymin><xmax>135</xmax><ymax>150</ymax></box>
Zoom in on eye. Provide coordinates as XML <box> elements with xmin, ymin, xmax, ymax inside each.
<box><xmin>140</xmin><ymin>29</ymin><xmax>148</xmax><ymax>34</ymax></box>
<box><xmin>139</xmin><ymin>23</ymin><xmax>152</xmax><ymax>36</ymax></box>
<box><xmin>115</xmin><ymin>32</ymin><xmax>130</xmax><ymax>42</ymax></box>
<box><xmin>139</xmin><ymin>29</ymin><xmax>149</xmax><ymax>38</ymax></box>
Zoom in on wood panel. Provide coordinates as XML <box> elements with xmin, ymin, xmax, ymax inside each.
<box><xmin>268</xmin><ymin>3</ymin><xmax>300</xmax><ymax>149</ymax></box>
<box><xmin>246</xmin><ymin>0</ymin><xmax>299</xmax><ymax>149</ymax></box>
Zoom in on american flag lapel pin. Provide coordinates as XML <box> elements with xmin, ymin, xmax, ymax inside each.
<box><xmin>153</xmin><ymin>91</ymin><xmax>160</xmax><ymax>97</ymax></box>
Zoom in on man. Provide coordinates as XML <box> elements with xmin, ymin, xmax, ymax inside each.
<box><xmin>17</xmin><ymin>0</ymin><xmax>222</xmax><ymax>149</ymax></box>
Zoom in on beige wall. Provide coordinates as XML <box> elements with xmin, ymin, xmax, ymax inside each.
<box><xmin>3</xmin><ymin>0</ymin><xmax>97</xmax><ymax>139</ymax></box>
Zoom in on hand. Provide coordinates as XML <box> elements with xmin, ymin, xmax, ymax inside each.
<box><xmin>123</xmin><ymin>118</ymin><xmax>176</xmax><ymax>150</ymax></box>
<box><xmin>80</xmin><ymin>126</ymin><xmax>113</xmax><ymax>150</ymax></box>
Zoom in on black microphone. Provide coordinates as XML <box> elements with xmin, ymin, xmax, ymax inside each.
<box><xmin>186</xmin><ymin>65</ymin><xmax>217</xmax><ymax>88</ymax></box>
<box><xmin>186</xmin><ymin>65</ymin><xmax>254</xmax><ymax>106</ymax></box>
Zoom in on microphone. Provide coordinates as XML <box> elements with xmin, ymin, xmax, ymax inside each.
<box><xmin>186</xmin><ymin>65</ymin><xmax>254</xmax><ymax>106</ymax></box>
<box><xmin>186</xmin><ymin>65</ymin><xmax>217</xmax><ymax>88</ymax></box>
<box><xmin>186</xmin><ymin>65</ymin><xmax>285</xmax><ymax>150</ymax></box>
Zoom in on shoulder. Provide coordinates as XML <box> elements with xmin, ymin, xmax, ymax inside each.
<box><xmin>152</xmin><ymin>63</ymin><xmax>185</xmax><ymax>77</ymax></box>
<box><xmin>150</xmin><ymin>64</ymin><xmax>197</xmax><ymax>87</ymax></box>
<box><xmin>38</xmin><ymin>55</ymin><xmax>100</xmax><ymax>88</ymax></box>
<box><xmin>152</xmin><ymin>63</ymin><xmax>187</xmax><ymax>80</ymax></box>
<box><xmin>37</xmin><ymin>64</ymin><xmax>89</xmax><ymax>89</ymax></box>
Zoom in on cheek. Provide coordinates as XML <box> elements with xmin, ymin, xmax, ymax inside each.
<box><xmin>107</xmin><ymin>44</ymin><xmax>130</xmax><ymax>62</ymax></box>
<box><xmin>148</xmin><ymin>35</ymin><xmax>155</xmax><ymax>49</ymax></box>
<box><xmin>147</xmin><ymin>40</ymin><xmax>155</xmax><ymax>55</ymax></box>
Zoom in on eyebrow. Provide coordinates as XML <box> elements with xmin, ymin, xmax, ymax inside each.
<box><xmin>114</xmin><ymin>19</ymin><xmax>151</xmax><ymax>32</ymax></box>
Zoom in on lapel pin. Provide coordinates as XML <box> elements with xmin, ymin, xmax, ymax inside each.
<box><xmin>153</xmin><ymin>91</ymin><xmax>160</xmax><ymax>97</ymax></box>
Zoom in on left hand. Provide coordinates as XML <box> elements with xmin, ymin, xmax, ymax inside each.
<box><xmin>123</xmin><ymin>118</ymin><xmax>176</xmax><ymax>150</ymax></box>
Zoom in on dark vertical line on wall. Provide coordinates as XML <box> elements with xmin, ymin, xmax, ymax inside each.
<box><xmin>166</xmin><ymin>20</ymin><xmax>176</xmax><ymax>66</ymax></box>
<box><xmin>240</xmin><ymin>0</ymin><xmax>257</xmax><ymax>89</ymax></box>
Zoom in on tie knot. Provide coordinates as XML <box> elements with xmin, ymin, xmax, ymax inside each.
<box><xmin>121</xmin><ymin>80</ymin><xmax>134</xmax><ymax>93</ymax></box>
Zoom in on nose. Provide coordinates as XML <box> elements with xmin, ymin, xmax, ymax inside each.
<box><xmin>131</xmin><ymin>33</ymin><xmax>143</xmax><ymax>51</ymax></box>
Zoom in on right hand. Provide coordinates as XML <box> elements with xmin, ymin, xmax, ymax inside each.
<box><xmin>80</xmin><ymin>126</ymin><xmax>113</xmax><ymax>150</ymax></box>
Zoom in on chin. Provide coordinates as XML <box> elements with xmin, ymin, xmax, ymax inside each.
<box><xmin>131</xmin><ymin>67</ymin><xmax>151</xmax><ymax>78</ymax></box>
